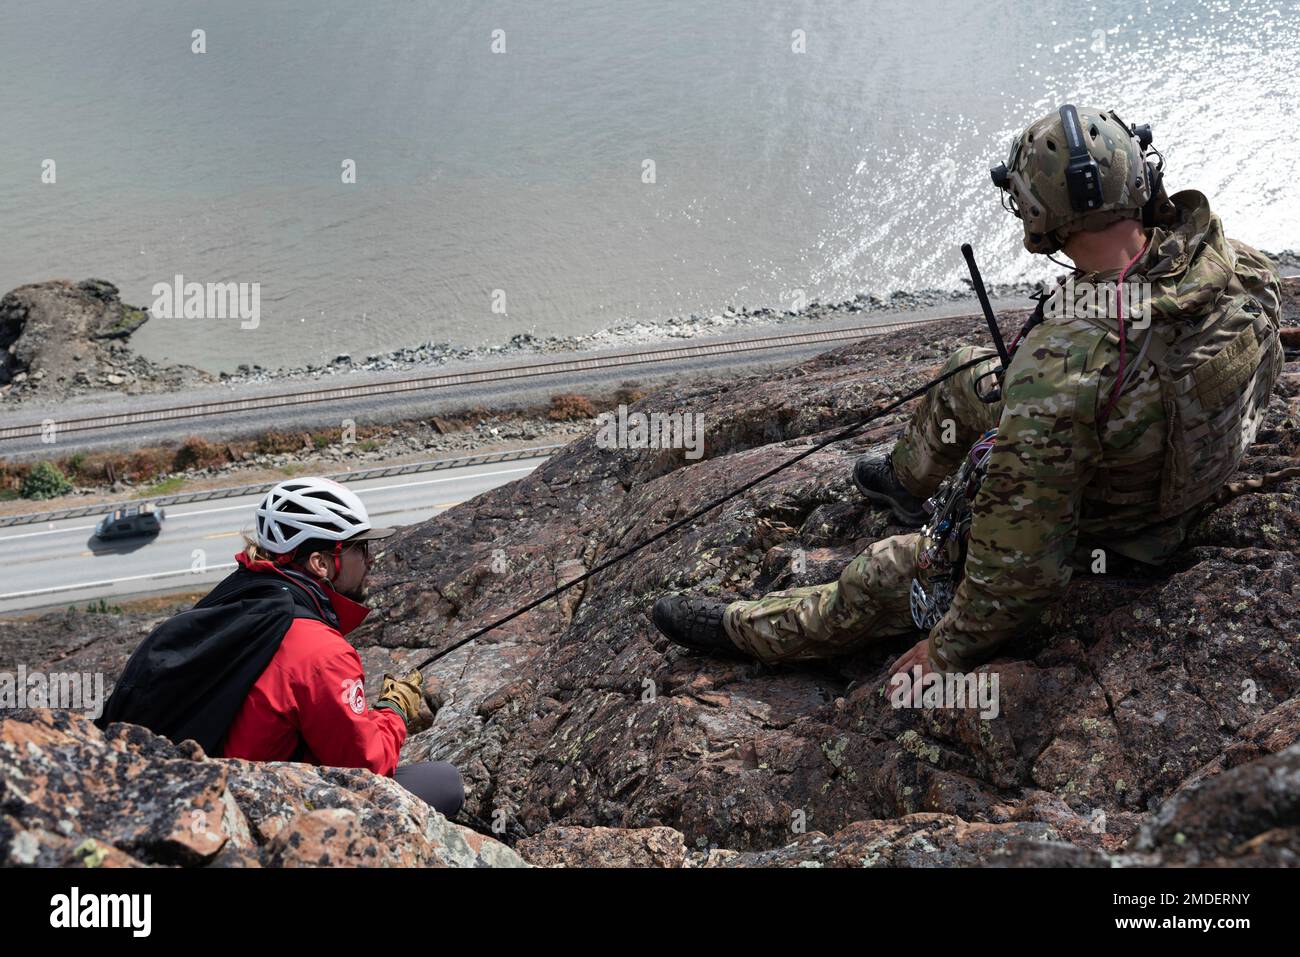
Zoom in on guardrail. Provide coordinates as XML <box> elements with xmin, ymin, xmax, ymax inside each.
<box><xmin>0</xmin><ymin>444</ymin><xmax>563</xmax><ymax>528</ymax></box>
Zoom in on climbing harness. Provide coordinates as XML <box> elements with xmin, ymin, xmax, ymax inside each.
<box><xmin>909</xmin><ymin>428</ymin><xmax>998</xmax><ymax>629</ymax></box>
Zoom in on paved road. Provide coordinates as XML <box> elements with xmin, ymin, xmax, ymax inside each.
<box><xmin>0</xmin><ymin>455</ymin><xmax>549</xmax><ymax>615</ymax></box>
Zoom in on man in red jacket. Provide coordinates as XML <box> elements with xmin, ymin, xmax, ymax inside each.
<box><xmin>100</xmin><ymin>477</ymin><xmax>464</xmax><ymax>817</ymax></box>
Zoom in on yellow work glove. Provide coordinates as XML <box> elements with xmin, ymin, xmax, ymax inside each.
<box><xmin>374</xmin><ymin>669</ymin><xmax>425</xmax><ymax>731</ymax></box>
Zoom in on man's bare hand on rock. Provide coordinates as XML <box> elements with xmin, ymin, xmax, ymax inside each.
<box><xmin>886</xmin><ymin>637</ymin><xmax>936</xmax><ymax>686</ymax></box>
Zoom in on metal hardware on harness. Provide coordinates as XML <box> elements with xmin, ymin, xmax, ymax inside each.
<box><xmin>909</xmin><ymin>428</ymin><xmax>998</xmax><ymax>630</ymax></box>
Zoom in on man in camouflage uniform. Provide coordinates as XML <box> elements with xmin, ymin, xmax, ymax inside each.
<box><xmin>653</xmin><ymin>105</ymin><xmax>1283</xmax><ymax>676</ymax></box>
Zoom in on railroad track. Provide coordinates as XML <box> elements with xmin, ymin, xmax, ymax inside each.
<box><xmin>0</xmin><ymin>315</ymin><xmax>960</xmax><ymax>442</ymax></box>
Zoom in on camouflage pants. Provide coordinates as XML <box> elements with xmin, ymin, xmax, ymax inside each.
<box><xmin>722</xmin><ymin>346</ymin><xmax>1002</xmax><ymax>663</ymax></box>
<box><xmin>722</xmin><ymin>535</ymin><xmax>921</xmax><ymax>661</ymax></box>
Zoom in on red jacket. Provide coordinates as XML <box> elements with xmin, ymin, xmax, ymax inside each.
<box><xmin>218</xmin><ymin>553</ymin><xmax>406</xmax><ymax>775</ymax></box>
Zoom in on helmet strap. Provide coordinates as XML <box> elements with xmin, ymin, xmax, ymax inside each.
<box><xmin>1101</xmin><ymin>235</ymin><xmax>1152</xmax><ymax>425</ymax></box>
<box><xmin>273</xmin><ymin>542</ymin><xmax>341</xmax><ymax>587</ymax></box>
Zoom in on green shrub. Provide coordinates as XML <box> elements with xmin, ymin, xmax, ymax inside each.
<box><xmin>20</xmin><ymin>461</ymin><xmax>72</xmax><ymax>500</ymax></box>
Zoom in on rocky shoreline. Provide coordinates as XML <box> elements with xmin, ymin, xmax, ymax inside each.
<box><xmin>6</xmin><ymin>248</ymin><xmax>1296</xmax><ymax>404</ymax></box>
<box><xmin>0</xmin><ymin>280</ymin><xmax>213</xmax><ymax>402</ymax></box>
<box><xmin>214</xmin><ymin>284</ymin><xmax>1022</xmax><ymax>387</ymax></box>
<box><xmin>1</xmin><ymin>276</ymin><xmax>1008</xmax><ymax>404</ymax></box>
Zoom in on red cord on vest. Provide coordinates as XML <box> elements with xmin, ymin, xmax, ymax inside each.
<box><xmin>1102</xmin><ymin>236</ymin><xmax>1151</xmax><ymax>424</ymax></box>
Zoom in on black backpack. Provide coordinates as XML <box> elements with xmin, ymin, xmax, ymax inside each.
<box><xmin>96</xmin><ymin>565</ymin><xmax>337</xmax><ymax>755</ymax></box>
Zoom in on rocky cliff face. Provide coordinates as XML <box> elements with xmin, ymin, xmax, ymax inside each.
<box><xmin>0</xmin><ymin>279</ymin><xmax>211</xmax><ymax>401</ymax></box>
<box><xmin>3</xmin><ymin>281</ymin><xmax>1298</xmax><ymax>867</ymax></box>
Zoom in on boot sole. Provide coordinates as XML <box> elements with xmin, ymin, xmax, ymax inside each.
<box><xmin>652</xmin><ymin>598</ymin><xmax>738</xmax><ymax>655</ymax></box>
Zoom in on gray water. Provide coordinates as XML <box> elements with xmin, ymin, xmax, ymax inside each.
<box><xmin>1</xmin><ymin>0</ymin><xmax>1297</xmax><ymax>373</ymax></box>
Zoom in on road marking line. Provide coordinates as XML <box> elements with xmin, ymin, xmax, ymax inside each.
<box><xmin>0</xmin><ymin>464</ymin><xmax>539</xmax><ymax>542</ymax></box>
<box><xmin>0</xmin><ymin>563</ymin><xmax>239</xmax><ymax>600</ymax></box>
<box><xmin>351</xmin><ymin>466</ymin><xmax>537</xmax><ymax>495</ymax></box>
<box><xmin>0</xmin><ymin>523</ymin><xmax>101</xmax><ymax>541</ymax></box>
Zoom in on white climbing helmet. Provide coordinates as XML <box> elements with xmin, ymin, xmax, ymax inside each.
<box><xmin>254</xmin><ymin>477</ymin><xmax>395</xmax><ymax>554</ymax></box>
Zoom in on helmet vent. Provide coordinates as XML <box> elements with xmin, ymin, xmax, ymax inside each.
<box><xmin>1089</xmin><ymin>124</ymin><xmax>1099</xmax><ymax>139</ymax></box>
<box><xmin>254</xmin><ymin>477</ymin><xmax>373</xmax><ymax>554</ymax></box>
<box><xmin>1046</xmin><ymin>139</ymin><xmax>1056</xmax><ymax>152</ymax></box>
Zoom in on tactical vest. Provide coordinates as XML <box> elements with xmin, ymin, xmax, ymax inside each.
<box><xmin>1076</xmin><ymin>240</ymin><xmax>1282</xmax><ymax>519</ymax></box>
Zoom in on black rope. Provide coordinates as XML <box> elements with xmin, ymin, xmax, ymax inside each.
<box><xmin>414</xmin><ymin>354</ymin><xmax>991</xmax><ymax>671</ymax></box>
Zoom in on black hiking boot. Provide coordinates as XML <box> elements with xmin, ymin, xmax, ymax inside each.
<box><xmin>853</xmin><ymin>450</ymin><xmax>928</xmax><ymax>526</ymax></box>
<box><xmin>652</xmin><ymin>594</ymin><xmax>736</xmax><ymax>654</ymax></box>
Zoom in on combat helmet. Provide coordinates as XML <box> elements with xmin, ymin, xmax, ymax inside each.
<box><xmin>990</xmin><ymin>104</ymin><xmax>1164</xmax><ymax>254</ymax></box>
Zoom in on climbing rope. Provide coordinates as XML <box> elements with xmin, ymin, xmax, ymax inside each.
<box><xmin>414</xmin><ymin>353</ymin><xmax>993</xmax><ymax>670</ymax></box>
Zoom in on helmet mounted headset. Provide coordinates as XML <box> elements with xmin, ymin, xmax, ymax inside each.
<box><xmin>989</xmin><ymin>103</ymin><xmax>1166</xmax><ymax>255</ymax></box>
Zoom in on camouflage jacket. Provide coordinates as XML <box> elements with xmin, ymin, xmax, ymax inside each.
<box><xmin>928</xmin><ymin>191</ymin><xmax>1283</xmax><ymax>672</ymax></box>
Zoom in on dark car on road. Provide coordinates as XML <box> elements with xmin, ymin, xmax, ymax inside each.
<box><xmin>94</xmin><ymin>503</ymin><xmax>165</xmax><ymax>540</ymax></box>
